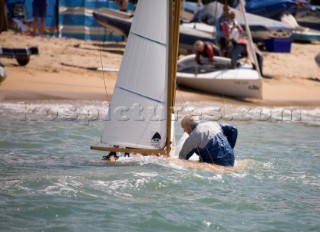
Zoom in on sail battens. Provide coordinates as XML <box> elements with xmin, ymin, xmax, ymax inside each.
<box><xmin>130</xmin><ymin>32</ymin><xmax>166</xmax><ymax>47</ymax></box>
<box><xmin>117</xmin><ymin>86</ymin><xmax>163</xmax><ymax>104</ymax></box>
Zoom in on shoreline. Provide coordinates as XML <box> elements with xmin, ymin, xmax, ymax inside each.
<box><xmin>0</xmin><ymin>31</ymin><xmax>319</xmax><ymax>107</ymax></box>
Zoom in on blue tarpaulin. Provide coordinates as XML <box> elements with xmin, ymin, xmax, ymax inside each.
<box><xmin>59</xmin><ymin>0</ymin><xmax>127</xmax><ymax>40</ymax></box>
<box><xmin>6</xmin><ymin>0</ymin><xmax>134</xmax><ymax>40</ymax></box>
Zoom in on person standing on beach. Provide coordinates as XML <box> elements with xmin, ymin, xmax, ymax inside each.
<box><xmin>315</xmin><ymin>52</ymin><xmax>320</xmax><ymax>68</ymax></box>
<box><xmin>179</xmin><ymin>115</ymin><xmax>237</xmax><ymax>167</ymax></box>
<box><xmin>0</xmin><ymin>0</ymin><xmax>8</xmax><ymax>33</ymax></box>
<box><xmin>215</xmin><ymin>4</ymin><xmax>230</xmax><ymax>57</ymax></box>
<box><xmin>228</xmin><ymin>11</ymin><xmax>264</xmax><ymax>75</ymax></box>
<box><xmin>32</xmin><ymin>0</ymin><xmax>47</xmax><ymax>36</ymax></box>
<box><xmin>228</xmin><ymin>11</ymin><xmax>244</xmax><ymax>68</ymax></box>
<box><xmin>116</xmin><ymin>0</ymin><xmax>128</xmax><ymax>12</ymax></box>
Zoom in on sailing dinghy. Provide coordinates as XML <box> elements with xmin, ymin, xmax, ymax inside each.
<box><xmin>176</xmin><ymin>55</ymin><xmax>262</xmax><ymax>99</ymax></box>
<box><xmin>91</xmin><ymin>0</ymin><xmax>181</xmax><ymax>157</ymax></box>
<box><xmin>176</xmin><ymin>0</ymin><xmax>263</xmax><ymax>99</ymax></box>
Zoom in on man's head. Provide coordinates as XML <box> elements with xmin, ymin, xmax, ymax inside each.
<box><xmin>194</xmin><ymin>40</ymin><xmax>204</xmax><ymax>52</ymax></box>
<box><xmin>181</xmin><ymin>114</ymin><xmax>197</xmax><ymax>134</ymax></box>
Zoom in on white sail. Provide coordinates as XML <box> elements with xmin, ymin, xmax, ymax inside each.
<box><xmin>101</xmin><ymin>0</ymin><xmax>169</xmax><ymax>149</ymax></box>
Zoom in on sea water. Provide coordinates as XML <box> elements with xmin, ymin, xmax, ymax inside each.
<box><xmin>0</xmin><ymin>101</ymin><xmax>319</xmax><ymax>232</ymax></box>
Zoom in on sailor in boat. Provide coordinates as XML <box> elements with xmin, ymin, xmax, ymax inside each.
<box><xmin>193</xmin><ymin>40</ymin><xmax>219</xmax><ymax>65</ymax></box>
<box><xmin>227</xmin><ymin>11</ymin><xmax>264</xmax><ymax>75</ymax></box>
<box><xmin>179</xmin><ymin>114</ymin><xmax>238</xmax><ymax>167</ymax></box>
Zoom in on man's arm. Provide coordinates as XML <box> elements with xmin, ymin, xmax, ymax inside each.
<box><xmin>195</xmin><ymin>51</ymin><xmax>202</xmax><ymax>65</ymax></box>
<box><xmin>179</xmin><ymin>136</ymin><xmax>198</xmax><ymax>160</ymax></box>
<box><xmin>207</xmin><ymin>45</ymin><xmax>214</xmax><ymax>62</ymax></box>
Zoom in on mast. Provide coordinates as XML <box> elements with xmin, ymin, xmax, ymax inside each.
<box><xmin>166</xmin><ymin>0</ymin><xmax>181</xmax><ymax>156</ymax></box>
<box><xmin>172</xmin><ymin>0</ymin><xmax>182</xmax><ymax>118</ymax></box>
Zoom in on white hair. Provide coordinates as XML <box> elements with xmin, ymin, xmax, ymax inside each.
<box><xmin>181</xmin><ymin>114</ymin><xmax>198</xmax><ymax>128</ymax></box>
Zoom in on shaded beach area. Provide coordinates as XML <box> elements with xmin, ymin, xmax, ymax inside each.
<box><xmin>0</xmin><ymin>31</ymin><xmax>319</xmax><ymax>106</ymax></box>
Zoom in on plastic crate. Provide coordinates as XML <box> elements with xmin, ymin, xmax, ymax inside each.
<box><xmin>264</xmin><ymin>38</ymin><xmax>292</xmax><ymax>53</ymax></box>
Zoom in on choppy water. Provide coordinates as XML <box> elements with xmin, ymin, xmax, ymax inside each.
<box><xmin>0</xmin><ymin>101</ymin><xmax>320</xmax><ymax>232</ymax></box>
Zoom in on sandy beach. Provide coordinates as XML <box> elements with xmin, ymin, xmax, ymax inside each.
<box><xmin>0</xmin><ymin>31</ymin><xmax>319</xmax><ymax>106</ymax></box>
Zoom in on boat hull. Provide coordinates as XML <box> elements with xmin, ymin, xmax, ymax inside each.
<box><xmin>93</xmin><ymin>9</ymin><xmax>216</xmax><ymax>54</ymax></box>
<box><xmin>93</xmin><ymin>9</ymin><xmax>132</xmax><ymax>37</ymax></box>
<box><xmin>291</xmin><ymin>29</ymin><xmax>320</xmax><ymax>42</ymax></box>
<box><xmin>177</xmin><ymin>55</ymin><xmax>262</xmax><ymax>99</ymax></box>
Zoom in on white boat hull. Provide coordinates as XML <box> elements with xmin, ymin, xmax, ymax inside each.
<box><xmin>177</xmin><ymin>55</ymin><xmax>262</xmax><ymax>99</ymax></box>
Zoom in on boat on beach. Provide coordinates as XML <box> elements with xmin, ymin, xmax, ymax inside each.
<box><xmin>190</xmin><ymin>1</ymin><xmax>293</xmax><ymax>42</ymax></box>
<box><xmin>280</xmin><ymin>13</ymin><xmax>320</xmax><ymax>42</ymax></box>
<box><xmin>176</xmin><ymin>55</ymin><xmax>262</xmax><ymax>99</ymax></box>
<box><xmin>176</xmin><ymin>1</ymin><xmax>263</xmax><ymax>99</ymax></box>
<box><xmin>92</xmin><ymin>7</ymin><xmax>216</xmax><ymax>54</ymax></box>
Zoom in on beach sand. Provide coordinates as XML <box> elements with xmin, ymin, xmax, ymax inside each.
<box><xmin>0</xmin><ymin>31</ymin><xmax>319</xmax><ymax>106</ymax></box>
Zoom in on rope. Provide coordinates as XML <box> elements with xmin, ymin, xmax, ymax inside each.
<box><xmin>97</xmin><ymin>26</ymin><xmax>111</xmax><ymax>103</ymax></box>
<box><xmin>96</xmin><ymin>22</ymin><xmax>112</xmax><ymax>147</ymax></box>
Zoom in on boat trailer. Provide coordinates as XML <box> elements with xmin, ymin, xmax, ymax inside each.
<box><xmin>0</xmin><ymin>46</ymin><xmax>39</xmax><ymax>66</ymax></box>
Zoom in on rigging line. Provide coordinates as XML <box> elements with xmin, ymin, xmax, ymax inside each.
<box><xmin>218</xmin><ymin>58</ymin><xmax>226</xmax><ymax>118</ymax></box>
<box><xmin>175</xmin><ymin>75</ymin><xmax>195</xmax><ymax>116</ymax></box>
<box><xmin>214</xmin><ymin>1</ymin><xmax>227</xmax><ymax>118</ymax></box>
<box><xmin>97</xmin><ymin>24</ymin><xmax>111</xmax><ymax>103</ymax></box>
<box><xmin>97</xmin><ymin>22</ymin><xmax>112</xmax><ymax>145</ymax></box>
